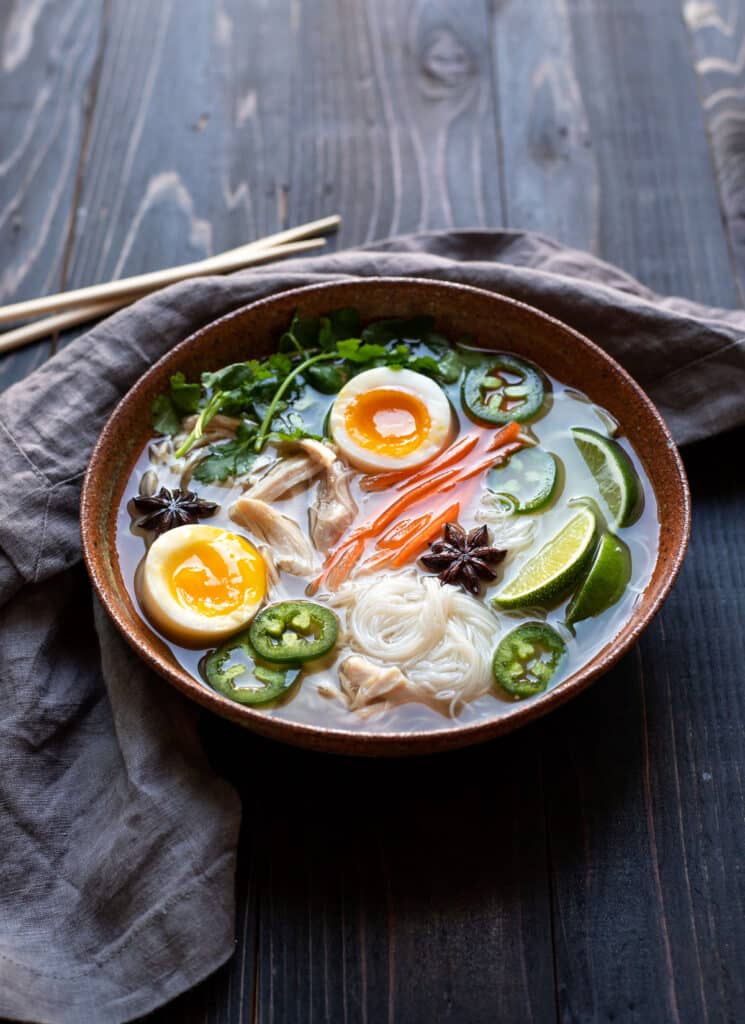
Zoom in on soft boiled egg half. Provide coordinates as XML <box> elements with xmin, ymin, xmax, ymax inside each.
<box><xmin>139</xmin><ymin>524</ymin><xmax>266</xmax><ymax>647</ymax></box>
<box><xmin>329</xmin><ymin>367</ymin><xmax>453</xmax><ymax>473</ymax></box>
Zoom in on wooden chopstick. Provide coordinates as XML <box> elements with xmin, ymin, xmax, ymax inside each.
<box><xmin>0</xmin><ymin>300</ymin><xmax>127</xmax><ymax>355</ymax></box>
<box><xmin>0</xmin><ymin>214</ymin><xmax>340</xmax><ymax>328</ymax></box>
<box><xmin>0</xmin><ymin>236</ymin><xmax>328</xmax><ymax>355</ymax></box>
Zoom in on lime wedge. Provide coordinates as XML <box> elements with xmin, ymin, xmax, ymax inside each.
<box><xmin>571</xmin><ymin>427</ymin><xmax>643</xmax><ymax>528</ymax></box>
<box><xmin>566</xmin><ymin>532</ymin><xmax>631</xmax><ymax>626</ymax></box>
<box><xmin>492</xmin><ymin>507</ymin><xmax>598</xmax><ymax>610</ymax></box>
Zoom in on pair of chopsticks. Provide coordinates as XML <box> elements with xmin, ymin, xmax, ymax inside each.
<box><xmin>0</xmin><ymin>214</ymin><xmax>341</xmax><ymax>356</ymax></box>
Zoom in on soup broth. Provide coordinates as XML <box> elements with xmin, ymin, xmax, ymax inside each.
<box><xmin>116</xmin><ymin>312</ymin><xmax>659</xmax><ymax>734</ymax></box>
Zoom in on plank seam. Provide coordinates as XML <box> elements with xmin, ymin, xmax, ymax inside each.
<box><xmin>677</xmin><ymin>0</ymin><xmax>745</xmax><ymax>308</ymax></box>
<box><xmin>51</xmin><ymin>0</ymin><xmax>112</xmax><ymax>356</ymax></box>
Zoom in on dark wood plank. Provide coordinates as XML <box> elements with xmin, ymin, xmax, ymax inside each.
<box><xmin>682</xmin><ymin>0</ymin><xmax>745</xmax><ymax>302</ymax></box>
<box><xmin>248</xmin><ymin>732</ymin><xmax>554</xmax><ymax>1024</ymax></box>
<box><xmin>488</xmin><ymin>1</ymin><xmax>745</xmax><ymax>1020</ymax></box>
<box><xmin>491</xmin><ymin>0</ymin><xmax>598</xmax><ymax>250</ymax></box>
<box><xmin>558</xmin><ymin>0</ymin><xmax>738</xmax><ymax>305</ymax></box>
<box><xmin>0</xmin><ymin>0</ymin><xmax>106</xmax><ymax>389</ymax></box>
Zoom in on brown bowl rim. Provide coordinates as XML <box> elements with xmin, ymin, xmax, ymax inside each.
<box><xmin>81</xmin><ymin>277</ymin><xmax>691</xmax><ymax>756</ymax></box>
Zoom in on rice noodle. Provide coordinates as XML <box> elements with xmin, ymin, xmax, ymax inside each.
<box><xmin>329</xmin><ymin>570</ymin><xmax>503</xmax><ymax>713</ymax></box>
<box><xmin>475</xmin><ymin>490</ymin><xmax>536</xmax><ymax>555</ymax></box>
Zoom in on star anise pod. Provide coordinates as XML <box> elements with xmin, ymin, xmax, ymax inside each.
<box><xmin>420</xmin><ymin>522</ymin><xmax>506</xmax><ymax>595</ymax></box>
<box><xmin>132</xmin><ymin>486</ymin><xmax>218</xmax><ymax>535</ymax></box>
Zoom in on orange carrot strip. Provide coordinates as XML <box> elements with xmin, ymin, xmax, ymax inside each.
<box><xmin>358</xmin><ymin>547</ymin><xmax>398</xmax><ymax>573</ymax></box>
<box><xmin>449</xmin><ymin>441</ymin><xmax>524</xmax><ymax>487</ymax></box>
<box><xmin>308</xmin><ymin>538</ymin><xmax>357</xmax><ymax>594</ymax></box>
<box><xmin>390</xmin><ymin>502</ymin><xmax>460</xmax><ymax>567</ymax></box>
<box><xmin>357</xmin><ymin>470</ymin><xmax>454</xmax><ymax>539</ymax></box>
<box><xmin>485</xmin><ymin>420</ymin><xmax>521</xmax><ymax>451</ymax></box>
<box><xmin>360</xmin><ymin>432</ymin><xmax>479</xmax><ymax>493</ymax></box>
<box><xmin>376</xmin><ymin>514</ymin><xmax>429</xmax><ymax>549</ymax></box>
<box><xmin>324</xmin><ymin>423</ymin><xmax>524</xmax><ymax>562</ymax></box>
<box><xmin>324</xmin><ymin>537</ymin><xmax>365</xmax><ymax>591</ymax></box>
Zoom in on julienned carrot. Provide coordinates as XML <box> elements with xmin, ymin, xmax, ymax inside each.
<box><xmin>325</xmin><ymin>537</ymin><xmax>366</xmax><ymax>590</ymax></box>
<box><xmin>449</xmin><ymin>440</ymin><xmax>524</xmax><ymax>487</ymax></box>
<box><xmin>485</xmin><ymin>419</ymin><xmax>521</xmax><ymax>451</ymax></box>
<box><xmin>354</xmin><ymin>469</ymin><xmax>454</xmax><ymax>540</ymax></box>
<box><xmin>320</xmin><ymin>421</ymin><xmax>524</xmax><ymax>572</ymax></box>
<box><xmin>367</xmin><ymin>513</ymin><xmax>433</xmax><ymax>570</ymax></box>
<box><xmin>360</xmin><ymin>433</ymin><xmax>479</xmax><ymax>492</ymax></box>
<box><xmin>390</xmin><ymin>502</ymin><xmax>460</xmax><ymax>567</ymax></box>
<box><xmin>309</xmin><ymin>537</ymin><xmax>365</xmax><ymax>594</ymax></box>
<box><xmin>376</xmin><ymin>514</ymin><xmax>428</xmax><ymax>549</ymax></box>
<box><xmin>358</xmin><ymin>547</ymin><xmax>398</xmax><ymax>573</ymax></box>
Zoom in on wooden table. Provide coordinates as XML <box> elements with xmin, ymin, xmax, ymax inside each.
<box><xmin>2</xmin><ymin>2</ymin><xmax>744</xmax><ymax>1021</ymax></box>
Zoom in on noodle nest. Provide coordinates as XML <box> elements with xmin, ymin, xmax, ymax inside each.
<box><xmin>330</xmin><ymin>570</ymin><xmax>503</xmax><ymax>712</ymax></box>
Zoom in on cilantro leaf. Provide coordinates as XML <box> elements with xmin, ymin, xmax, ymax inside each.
<box><xmin>169</xmin><ymin>371</ymin><xmax>201</xmax><ymax>414</ymax></box>
<box><xmin>336</xmin><ymin>338</ymin><xmax>389</xmax><ymax>363</ymax></box>
<box><xmin>280</xmin><ymin>312</ymin><xmax>321</xmax><ymax>352</ymax></box>
<box><xmin>193</xmin><ymin>436</ymin><xmax>260</xmax><ymax>483</ymax></box>
<box><xmin>151</xmin><ymin>394</ymin><xmax>181</xmax><ymax>435</ymax></box>
<box><xmin>305</xmin><ymin>363</ymin><xmax>345</xmax><ymax>394</ymax></box>
<box><xmin>361</xmin><ymin>316</ymin><xmax>436</xmax><ymax>346</ymax></box>
<box><xmin>407</xmin><ymin>355</ymin><xmax>441</xmax><ymax>378</ymax></box>
<box><xmin>327</xmin><ymin>307</ymin><xmax>360</xmax><ymax>340</ymax></box>
<box><xmin>201</xmin><ymin>362</ymin><xmax>258</xmax><ymax>392</ymax></box>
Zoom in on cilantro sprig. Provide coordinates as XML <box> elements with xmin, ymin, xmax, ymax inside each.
<box><xmin>151</xmin><ymin>307</ymin><xmax>465</xmax><ymax>483</ymax></box>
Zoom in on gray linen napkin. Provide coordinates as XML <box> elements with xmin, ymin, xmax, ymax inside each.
<box><xmin>1</xmin><ymin>231</ymin><xmax>743</xmax><ymax>1024</ymax></box>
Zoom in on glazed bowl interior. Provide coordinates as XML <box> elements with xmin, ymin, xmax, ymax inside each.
<box><xmin>81</xmin><ymin>278</ymin><xmax>690</xmax><ymax>755</ymax></box>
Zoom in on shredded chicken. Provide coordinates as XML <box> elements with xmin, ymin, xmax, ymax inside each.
<box><xmin>243</xmin><ymin>453</ymin><xmax>319</xmax><ymax>501</ymax></box>
<box><xmin>256</xmin><ymin>543</ymin><xmax>281</xmax><ymax>591</ymax></box>
<box><xmin>338</xmin><ymin>655</ymin><xmax>415</xmax><ymax>711</ymax></box>
<box><xmin>298</xmin><ymin>438</ymin><xmax>337</xmax><ymax>469</ymax></box>
<box><xmin>309</xmin><ymin>458</ymin><xmax>358</xmax><ymax>553</ymax></box>
<box><xmin>229</xmin><ymin>496</ymin><xmax>316</xmax><ymax>576</ymax></box>
<box><xmin>243</xmin><ymin>439</ymin><xmax>336</xmax><ymax>502</ymax></box>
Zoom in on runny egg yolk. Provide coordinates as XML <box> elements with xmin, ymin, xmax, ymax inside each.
<box><xmin>166</xmin><ymin>535</ymin><xmax>264</xmax><ymax>617</ymax></box>
<box><xmin>344</xmin><ymin>388</ymin><xmax>432</xmax><ymax>457</ymax></box>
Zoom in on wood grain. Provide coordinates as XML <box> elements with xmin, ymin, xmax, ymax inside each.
<box><xmin>683</xmin><ymin>0</ymin><xmax>745</xmax><ymax>301</ymax></box>
<box><xmin>562</xmin><ymin>0</ymin><xmax>738</xmax><ymax>305</ymax></box>
<box><xmin>490</xmin><ymin>0</ymin><xmax>598</xmax><ymax>251</ymax></box>
<box><xmin>248</xmin><ymin>734</ymin><xmax>554</xmax><ymax>1024</ymax></box>
<box><xmin>0</xmin><ymin>0</ymin><xmax>106</xmax><ymax>387</ymax></box>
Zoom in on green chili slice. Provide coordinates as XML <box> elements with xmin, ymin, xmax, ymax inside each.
<box><xmin>462</xmin><ymin>354</ymin><xmax>547</xmax><ymax>424</ymax></box>
<box><xmin>487</xmin><ymin>446</ymin><xmax>562</xmax><ymax>514</ymax></box>
<box><xmin>202</xmin><ymin>631</ymin><xmax>301</xmax><ymax>705</ymax></box>
<box><xmin>492</xmin><ymin>622</ymin><xmax>566</xmax><ymax>699</ymax></box>
<box><xmin>249</xmin><ymin>601</ymin><xmax>339</xmax><ymax>663</ymax></box>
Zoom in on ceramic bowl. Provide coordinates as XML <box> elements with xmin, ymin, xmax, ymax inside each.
<box><xmin>81</xmin><ymin>278</ymin><xmax>690</xmax><ymax>755</ymax></box>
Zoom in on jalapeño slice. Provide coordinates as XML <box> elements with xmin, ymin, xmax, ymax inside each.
<box><xmin>202</xmin><ymin>632</ymin><xmax>301</xmax><ymax>705</ymax></box>
<box><xmin>462</xmin><ymin>353</ymin><xmax>547</xmax><ymax>425</ymax></box>
<box><xmin>487</xmin><ymin>446</ymin><xmax>561</xmax><ymax>514</ymax></box>
<box><xmin>492</xmin><ymin>622</ymin><xmax>566</xmax><ymax>699</ymax></box>
<box><xmin>249</xmin><ymin>601</ymin><xmax>339</xmax><ymax>663</ymax></box>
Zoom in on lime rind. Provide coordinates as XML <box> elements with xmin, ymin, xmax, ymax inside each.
<box><xmin>492</xmin><ymin>507</ymin><xmax>598</xmax><ymax>610</ymax></box>
<box><xmin>566</xmin><ymin>532</ymin><xmax>632</xmax><ymax>626</ymax></box>
<box><xmin>571</xmin><ymin>427</ymin><xmax>643</xmax><ymax>528</ymax></box>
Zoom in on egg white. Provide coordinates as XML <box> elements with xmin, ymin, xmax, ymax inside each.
<box><xmin>329</xmin><ymin>367</ymin><xmax>452</xmax><ymax>473</ymax></box>
<box><xmin>139</xmin><ymin>524</ymin><xmax>266</xmax><ymax>647</ymax></box>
